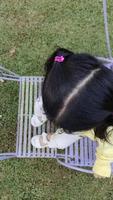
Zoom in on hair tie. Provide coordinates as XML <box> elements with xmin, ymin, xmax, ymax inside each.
<box><xmin>54</xmin><ymin>56</ymin><xmax>64</xmax><ymax>62</ymax></box>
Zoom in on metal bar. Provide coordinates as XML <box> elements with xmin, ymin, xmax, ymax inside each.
<box><xmin>16</xmin><ymin>79</ymin><xmax>22</xmax><ymax>155</ymax></box>
<box><xmin>0</xmin><ymin>152</ymin><xmax>16</xmax><ymax>156</ymax></box>
<box><xmin>17</xmin><ymin>152</ymin><xmax>57</xmax><ymax>158</ymax></box>
<box><xmin>20</xmin><ymin>76</ymin><xmax>43</xmax><ymax>80</ymax></box>
<box><xmin>46</xmin><ymin>121</ymin><xmax>51</xmax><ymax>157</ymax></box>
<box><xmin>103</xmin><ymin>0</ymin><xmax>112</xmax><ymax>58</ymax></box>
<box><xmin>23</xmin><ymin>78</ymin><xmax>29</xmax><ymax>156</ymax></box>
<box><xmin>84</xmin><ymin>137</ymin><xmax>88</xmax><ymax>166</ymax></box>
<box><xmin>0</xmin><ymin>153</ymin><xmax>16</xmax><ymax>160</ymax></box>
<box><xmin>50</xmin><ymin>122</ymin><xmax>55</xmax><ymax>157</ymax></box>
<box><xmin>57</xmin><ymin>158</ymin><xmax>93</xmax><ymax>174</ymax></box>
<box><xmin>37</xmin><ymin>78</ymin><xmax>42</xmax><ymax>157</ymax></box>
<box><xmin>69</xmin><ymin>144</ymin><xmax>74</xmax><ymax>159</ymax></box>
<box><xmin>2</xmin><ymin>73</ymin><xmax>20</xmax><ymax>78</ymax></box>
<box><xmin>88</xmin><ymin>139</ymin><xmax>93</xmax><ymax>166</ymax></box>
<box><xmin>75</xmin><ymin>141</ymin><xmax>79</xmax><ymax>165</ymax></box>
<box><xmin>0</xmin><ymin>77</ymin><xmax>20</xmax><ymax>81</ymax></box>
<box><xmin>28</xmin><ymin>77</ymin><xmax>33</xmax><ymax>156</ymax></box>
<box><xmin>80</xmin><ymin>139</ymin><xmax>84</xmax><ymax>166</ymax></box>
<box><xmin>97</xmin><ymin>56</ymin><xmax>113</xmax><ymax>63</ymax></box>
<box><xmin>38</xmin><ymin>78</ymin><xmax>42</xmax><ymax>136</ymax></box>
<box><xmin>0</xmin><ymin>156</ymin><xmax>16</xmax><ymax>160</ymax></box>
<box><xmin>0</xmin><ymin>65</ymin><xmax>19</xmax><ymax>76</ymax></box>
<box><xmin>92</xmin><ymin>141</ymin><xmax>96</xmax><ymax>162</ymax></box>
<box><xmin>38</xmin><ymin>78</ymin><xmax>45</xmax><ymax>157</ymax></box>
<box><xmin>18</xmin><ymin>78</ymin><xmax>25</xmax><ymax>156</ymax></box>
<box><xmin>33</xmin><ymin>77</ymin><xmax>38</xmax><ymax>156</ymax></box>
<box><xmin>65</xmin><ymin>148</ymin><xmax>68</xmax><ymax>163</ymax></box>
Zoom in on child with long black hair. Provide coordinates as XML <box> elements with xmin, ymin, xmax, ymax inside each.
<box><xmin>31</xmin><ymin>48</ymin><xmax>113</xmax><ymax>177</ymax></box>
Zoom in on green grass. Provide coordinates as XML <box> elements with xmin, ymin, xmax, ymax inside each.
<box><xmin>0</xmin><ymin>0</ymin><xmax>113</xmax><ymax>199</ymax></box>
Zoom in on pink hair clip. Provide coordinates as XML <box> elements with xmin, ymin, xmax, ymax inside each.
<box><xmin>54</xmin><ymin>56</ymin><xmax>64</xmax><ymax>62</ymax></box>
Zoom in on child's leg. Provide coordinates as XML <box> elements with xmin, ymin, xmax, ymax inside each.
<box><xmin>31</xmin><ymin>98</ymin><xmax>81</xmax><ymax>149</ymax></box>
<box><xmin>31</xmin><ymin>129</ymin><xmax>82</xmax><ymax>149</ymax></box>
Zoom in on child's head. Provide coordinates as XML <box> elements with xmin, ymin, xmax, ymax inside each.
<box><xmin>42</xmin><ymin>48</ymin><xmax>113</xmax><ymax>140</ymax></box>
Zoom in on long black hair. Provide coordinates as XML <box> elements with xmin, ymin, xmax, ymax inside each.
<box><xmin>42</xmin><ymin>48</ymin><xmax>113</xmax><ymax>140</ymax></box>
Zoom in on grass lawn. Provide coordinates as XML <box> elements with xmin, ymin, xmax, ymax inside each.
<box><xmin>0</xmin><ymin>0</ymin><xmax>113</xmax><ymax>199</ymax></box>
